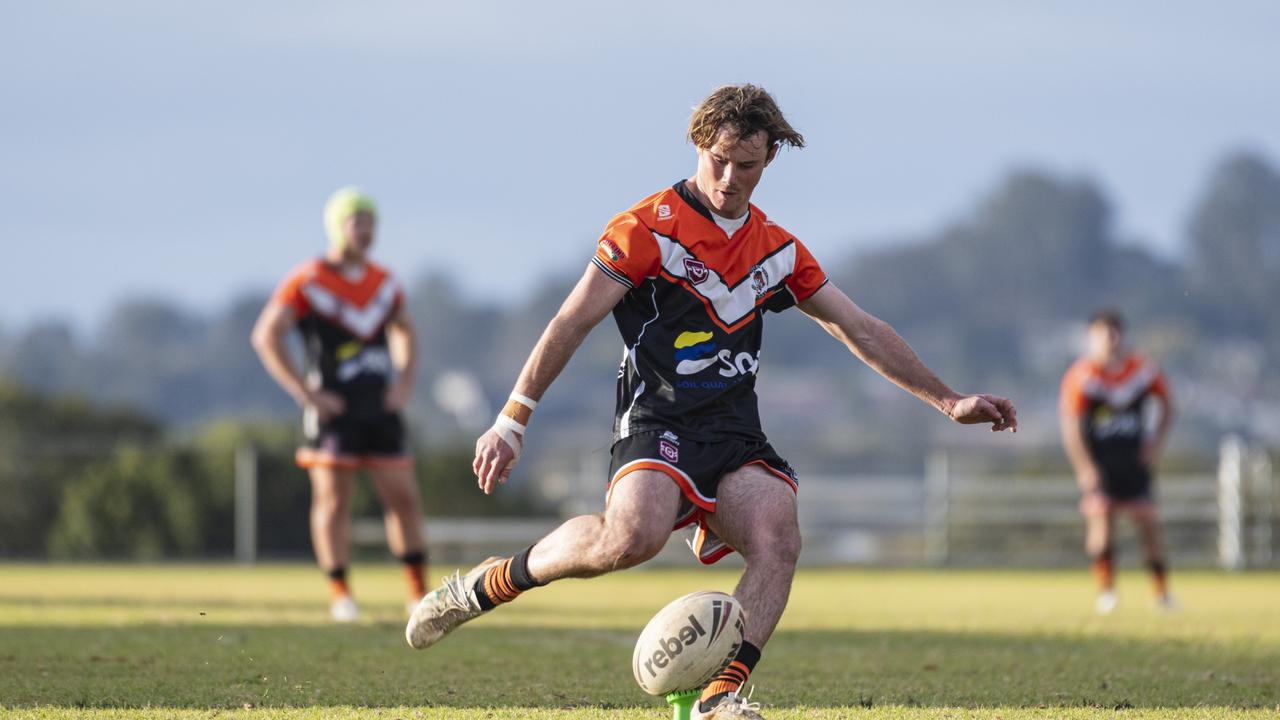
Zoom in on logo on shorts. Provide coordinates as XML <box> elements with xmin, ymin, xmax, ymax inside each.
<box><xmin>660</xmin><ymin>430</ymin><xmax>680</xmax><ymax>444</ymax></box>
<box><xmin>749</xmin><ymin>264</ymin><xmax>771</xmax><ymax>298</ymax></box>
<box><xmin>683</xmin><ymin>258</ymin><xmax>710</xmax><ymax>285</ymax></box>
<box><xmin>659</xmin><ymin>439</ymin><xmax>679</xmax><ymax>464</ymax></box>
<box><xmin>599</xmin><ymin>238</ymin><xmax>626</xmax><ymax>262</ymax></box>
<box><xmin>657</xmin><ymin>204</ymin><xmax>672</xmax><ymax>220</ymax></box>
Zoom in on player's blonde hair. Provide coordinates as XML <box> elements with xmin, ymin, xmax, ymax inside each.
<box><xmin>687</xmin><ymin>84</ymin><xmax>805</xmax><ymax>151</ymax></box>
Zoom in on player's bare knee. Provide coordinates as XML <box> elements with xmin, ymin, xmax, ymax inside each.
<box><xmin>599</xmin><ymin>525</ymin><xmax>665</xmax><ymax>571</ymax></box>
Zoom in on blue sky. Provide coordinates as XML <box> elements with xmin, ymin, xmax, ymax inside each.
<box><xmin>3</xmin><ymin>1</ymin><xmax>1278</xmax><ymax>331</ymax></box>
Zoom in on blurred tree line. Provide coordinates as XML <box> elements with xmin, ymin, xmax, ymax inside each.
<box><xmin>1</xmin><ymin>150</ymin><xmax>1278</xmax><ymax>558</ymax></box>
<box><xmin>0</xmin><ymin>383</ymin><xmax>529</xmax><ymax>559</ymax></box>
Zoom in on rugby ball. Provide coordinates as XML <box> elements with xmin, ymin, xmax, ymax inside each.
<box><xmin>632</xmin><ymin>591</ymin><xmax>745</xmax><ymax>696</ymax></box>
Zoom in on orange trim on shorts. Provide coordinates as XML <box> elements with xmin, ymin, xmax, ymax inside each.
<box><xmin>296</xmin><ymin>449</ymin><xmax>413</xmax><ymax>471</ymax></box>
<box><xmin>296</xmin><ymin>448</ymin><xmax>361</xmax><ymax>470</ymax></box>
<box><xmin>742</xmin><ymin>459</ymin><xmax>799</xmax><ymax>493</ymax></box>
<box><xmin>607</xmin><ymin>460</ymin><xmax>716</xmax><ymax>513</ymax></box>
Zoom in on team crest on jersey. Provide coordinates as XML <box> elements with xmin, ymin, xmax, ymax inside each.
<box><xmin>683</xmin><ymin>258</ymin><xmax>710</xmax><ymax>285</ymax></box>
<box><xmin>658</xmin><ymin>439</ymin><xmax>679</xmax><ymax>464</ymax></box>
<box><xmin>657</xmin><ymin>204</ymin><xmax>672</xmax><ymax>220</ymax></box>
<box><xmin>599</xmin><ymin>238</ymin><xmax>626</xmax><ymax>262</ymax></box>
<box><xmin>749</xmin><ymin>264</ymin><xmax>771</xmax><ymax>298</ymax></box>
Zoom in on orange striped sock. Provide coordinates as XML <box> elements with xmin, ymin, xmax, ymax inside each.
<box><xmin>1149</xmin><ymin>559</ymin><xmax>1168</xmax><ymax>598</ymax></box>
<box><xmin>326</xmin><ymin>567</ymin><xmax>351</xmax><ymax>600</ymax></box>
<box><xmin>699</xmin><ymin>642</ymin><xmax>761</xmax><ymax>711</ymax></box>
<box><xmin>474</xmin><ymin>547</ymin><xmax>542</xmax><ymax>610</ymax></box>
<box><xmin>400</xmin><ymin>551</ymin><xmax>427</xmax><ymax>599</ymax></box>
<box><xmin>1091</xmin><ymin>549</ymin><xmax>1114</xmax><ymax>591</ymax></box>
<box><xmin>482</xmin><ymin>558</ymin><xmax>522</xmax><ymax>605</ymax></box>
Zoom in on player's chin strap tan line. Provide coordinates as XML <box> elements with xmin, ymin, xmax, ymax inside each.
<box><xmin>492</xmin><ymin>393</ymin><xmax>538</xmax><ymax>469</ymax></box>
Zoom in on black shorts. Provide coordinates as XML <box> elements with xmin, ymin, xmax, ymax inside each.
<box><xmin>1101</xmin><ymin>464</ymin><xmax>1152</xmax><ymax>501</ymax></box>
<box><xmin>296</xmin><ymin>410</ymin><xmax>412</xmax><ymax>470</ymax></box>
<box><xmin>605</xmin><ymin>430</ymin><xmax>797</xmax><ymax>565</ymax></box>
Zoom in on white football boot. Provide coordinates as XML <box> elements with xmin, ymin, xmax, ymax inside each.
<box><xmin>405</xmin><ymin>557</ymin><xmax>502</xmax><ymax>649</ymax></box>
<box><xmin>1154</xmin><ymin>593</ymin><xmax>1179</xmax><ymax>612</ymax></box>
<box><xmin>330</xmin><ymin>595</ymin><xmax>360</xmax><ymax>623</ymax></box>
<box><xmin>692</xmin><ymin>691</ymin><xmax>765</xmax><ymax>719</ymax></box>
<box><xmin>1095</xmin><ymin>589</ymin><xmax>1119</xmax><ymax>615</ymax></box>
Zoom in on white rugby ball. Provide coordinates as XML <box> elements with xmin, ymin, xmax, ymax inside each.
<box><xmin>632</xmin><ymin>591</ymin><xmax>745</xmax><ymax>696</ymax></box>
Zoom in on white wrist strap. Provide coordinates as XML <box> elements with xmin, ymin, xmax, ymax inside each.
<box><xmin>509</xmin><ymin>392</ymin><xmax>538</xmax><ymax>410</ymax></box>
<box><xmin>492</xmin><ymin>414</ymin><xmax>525</xmax><ymax>468</ymax></box>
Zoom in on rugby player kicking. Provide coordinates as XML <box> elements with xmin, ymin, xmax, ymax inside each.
<box><xmin>253</xmin><ymin>187</ymin><xmax>429</xmax><ymax>622</ymax></box>
<box><xmin>407</xmin><ymin>86</ymin><xmax>1017</xmax><ymax>718</ymax></box>
<box><xmin>1061</xmin><ymin>310</ymin><xmax>1175</xmax><ymax>614</ymax></box>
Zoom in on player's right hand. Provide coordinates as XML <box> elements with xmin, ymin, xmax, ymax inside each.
<box><xmin>474</xmin><ymin>427</ymin><xmax>521</xmax><ymax>495</ymax></box>
<box><xmin>307</xmin><ymin>390</ymin><xmax>346</xmax><ymax>422</ymax></box>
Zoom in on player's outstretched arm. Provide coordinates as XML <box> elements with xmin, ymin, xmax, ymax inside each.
<box><xmin>797</xmin><ymin>283</ymin><xmax>1016</xmax><ymax>432</ymax></box>
<box><xmin>473</xmin><ymin>265</ymin><xmax>630</xmax><ymax>494</ymax></box>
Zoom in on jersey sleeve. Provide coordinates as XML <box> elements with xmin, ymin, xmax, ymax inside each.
<box><xmin>786</xmin><ymin>238</ymin><xmax>829</xmax><ymax>302</ymax></box>
<box><xmin>1059</xmin><ymin>364</ymin><xmax>1089</xmax><ymax>417</ymax></box>
<box><xmin>271</xmin><ymin>265</ymin><xmax>312</xmax><ymax>318</ymax></box>
<box><xmin>591</xmin><ymin>212</ymin><xmax>661</xmax><ymax>288</ymax></box>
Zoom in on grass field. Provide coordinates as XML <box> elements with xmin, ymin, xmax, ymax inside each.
<box><xmin>0</xmin><ymin>564</ymin><xmax>1277</xmax><ymax>719</ymax></box>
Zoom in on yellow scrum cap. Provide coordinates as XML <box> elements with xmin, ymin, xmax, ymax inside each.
<box><xmin>323</xmin><ymin>186</ymin><xmax>377</xmax><ymax>250</ymax></box>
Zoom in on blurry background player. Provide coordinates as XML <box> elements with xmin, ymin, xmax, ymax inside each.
<box><xmin>406</xmin><ymin>85</ymin><xmax>1017</xmax><ymax>720</ymax></box>
<box><xmin>251</xmin><ymin>187</ymin><xmax>428</xmax><ymax>622</ymax></box>
<box><xmin>1060</xmin><ymin>310</ymin><xmax>1176</xmax><ymax>614</ymax></box>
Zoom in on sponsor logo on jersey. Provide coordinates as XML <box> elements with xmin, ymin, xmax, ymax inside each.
<box><xmin>683</xmin><ymin>257</ymin><xmax>710</xmax><ymax>285</ymax></box>
<box><xmin>749</xmin><ymin>264</ymin><xmax>771</xmax><ymax>298</ymax></box>
<box><xmin>674</xmin><ymin>331</ymin><xmax>719</xmax><ymax>375</ymax></box>
<box><xmin>659</xmin><ymin>439</ymin><xmax>679</xmax><ymax>464</ymax></box>
<box><xmin>1091</xmin><ymin>406</ymin><xmax>1142</xmax><ymax>439</ymax></box>
<box><xmin>336</xmin><ymin>345</ymin><xmax>393</xmax><ymax>382</ymax></box>
<box><xmin>674</xmin><ymin>330</ymin><xmax>761</xmax><ymax>379</ymax></box>
<box><xmin>657</xmin><ymin>204</ymin><xmax>672</xmax><ymax>220</ymax></box>
<box><xmin>599</xmin><ymin>238</ymin><xmax>626</xmax><ymax>262</ymax></box>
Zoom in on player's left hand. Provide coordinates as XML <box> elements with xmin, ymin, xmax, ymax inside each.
<box><xmin>473</xmin><ymin>427</ymin><xmax>521</xmax><ymax>495</ymax></box>
<box><xmin>947</xmin><ymin>394</ymin><xmax>1017</xmax><ymax>432</ymax></box>
<box><xmin>383</xmin><ymin>381</ymin><xmax>413</xmax><ymax>413</ymax></box>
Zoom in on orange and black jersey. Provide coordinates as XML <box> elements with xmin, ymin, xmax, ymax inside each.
<box><xmin>1061</xmin><ymin>353</ymin><xmax>1170</xmax><ymax>485</ymax></box>
<box><xmin>272</xmin><ymin>259</ymin><xmax>405</xmax><ymax>420</ymax></box>
<box><xmin>592</xmin><ymin>181</ymin><xmax>829</xmax><ymax>443</ymax></box>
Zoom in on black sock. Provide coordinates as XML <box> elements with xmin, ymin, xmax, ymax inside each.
<box><xmin>474</xmin><ymin>546</ymin><xmax>544</xmax><ymax>611</ymax></box>
<box><xmin>326</xmin><ymin>567</ymin><xmax>347</xmax><ymax>581</ymax></box>
<box><xmin>398</xmin><ymin>551</ymin><xmax>426</xmax><ymax>566</ymax></box>
<box><xmin>699</xmin><ymin>641</ymin><xmax>762</xmax><ymax>711</ymax></box>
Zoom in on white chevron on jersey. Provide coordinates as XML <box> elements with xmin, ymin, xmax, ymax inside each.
<box><xmin>301</xmin><ymin>275</ymin><xmax>400</xmax><ymax>339</ymax></box>
<box><xmin>653</xmin><ymin>232</ymin><xmax>796</xmax><ymax>328</ymax></box>
<box><xmin>1080</xmin><ymin>362</ymin><xmax>1159</xmax><ymax>409</ymax></box>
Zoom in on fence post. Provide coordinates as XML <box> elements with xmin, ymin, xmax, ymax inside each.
<box><xmin>1218</xmin><ymin>435</ymin><xmax>1245</xmax><ymax>571</ymax></box>
<box><xmin>1249</xmin><ymin>447</ymin><xmax>1273</xmax><ymax>567</ymax></box>
<box><xmin>924</xmin><ymin>449</ymin><xmax>950</xmax><ymax>566</ymax></box>
<box><xmin>235</xmin><ymin>442</ymin><xmax>258</xmax><ymax>565</ymax></box>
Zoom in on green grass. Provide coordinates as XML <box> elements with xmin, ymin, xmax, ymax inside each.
<box><xmin>0</xmin><ymin>564</ymin><xmax>1277</xmax><ymax>719</ymax></box>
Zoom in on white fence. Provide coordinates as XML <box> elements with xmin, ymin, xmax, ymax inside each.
<box><xmin>241</xmin><ymin>437</ymin><xmax>1276</xmax><ymax>569</ymax></box>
